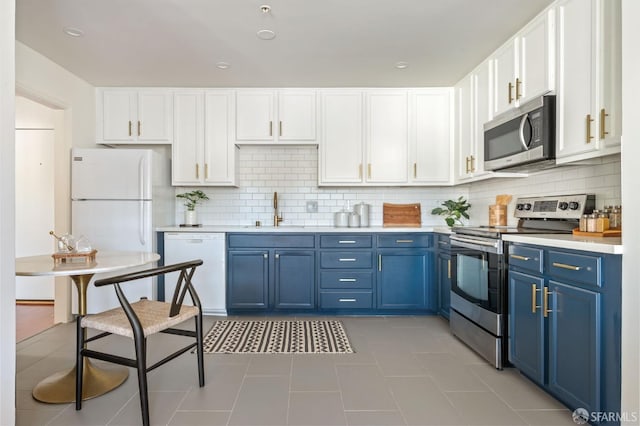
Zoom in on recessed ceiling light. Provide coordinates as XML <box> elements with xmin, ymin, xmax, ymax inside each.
<box><xmin>260</xmin><ymin>5</ymin><xmax>271</xmax><ymax>14</ymax></box>
<box><xmin>256</xmin><ymin>29</ymin><xmax>276</xmax><ymax>40</ymax></box>
<box><xmin>63</xmin><ymin>27</ymin><xmax>84</xmax><ymax>37</ymax></box>
<box><xmin>216</xmin><ymin>62</ymin><xmax>230</xmax><ymax>70</ymax></box>
<box><xmin>395</xmin><ymin>61</ymin><xmax>409</xmax><ymax>69</ymax></box>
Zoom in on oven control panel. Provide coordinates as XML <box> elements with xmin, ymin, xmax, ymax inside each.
<box><xmin>514</xmin><ymin>194</ymin><xmax>595</xmax><ymax>220</ymax></box>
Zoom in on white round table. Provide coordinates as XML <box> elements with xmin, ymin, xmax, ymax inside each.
<box><xmin>16</xmin><ymin>251</ymin><xmax>160</xmax><ymax>404</ymax></box>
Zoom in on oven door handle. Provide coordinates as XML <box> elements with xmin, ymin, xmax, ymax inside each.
<box><xmin>450</xmin><ymin>235</ymin><xmax>501</xmax><ymax>254</ymax></box>
<box><xmin>450</xmin><ymin>236</ymin><xmax>498</xmax><ymax>248</ymax></box>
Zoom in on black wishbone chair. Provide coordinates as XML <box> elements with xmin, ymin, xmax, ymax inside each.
<box><xmin>75</xmin><ymin>259</ymin><xmax>205</xmax><ymax>426</ymax></box>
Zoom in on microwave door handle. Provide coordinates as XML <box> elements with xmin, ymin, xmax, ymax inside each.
<box><xmin>518</xmin><ymin>113</ymin><xmax>530</xmax><ymax>150</ymax></box>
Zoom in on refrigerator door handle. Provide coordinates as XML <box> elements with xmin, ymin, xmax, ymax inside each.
<box><xmin>138</xmin><ymin>156</ymin><xmax>145</xmax><ymax>200</ymax></box>
<box><xmin>139</xmin><ymin>200</ymin><xmax>146</xmax><ymax>245</ymax></box>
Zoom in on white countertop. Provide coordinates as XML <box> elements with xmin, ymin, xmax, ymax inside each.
<box><xmin>502</xmin><ymin>234</ymin><xmax>623</xmax><ymax>255</ymax></box>
<box><xmin>157</xmin><ymin>225</ymin><xmax>454</xmax><ymax>234</ymax></box>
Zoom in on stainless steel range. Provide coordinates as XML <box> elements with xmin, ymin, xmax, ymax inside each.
<box><xmin>448</xmin><ymin>194</ymin><xmax>595</xmax><ymax>369</ymax></box>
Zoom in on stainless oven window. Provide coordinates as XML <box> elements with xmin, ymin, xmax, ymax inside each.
<box><xmin>457</xmin><ymin>254</ymin><xmax>488</xmax><ymax>301</ymax></box>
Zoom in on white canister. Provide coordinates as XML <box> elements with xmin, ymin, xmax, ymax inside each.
<box><xmin>354</xmin><ymin>203</ymin><xmax>370</xmax><ymax>227</ymax></box>
<box><xmin>348</xmin><ymin>212</ymin><xmax>361</xmax><ymax>227</ymax></box>
<box><xmin>334</xmin><ymin>211</ymin><xmax>349</xmax><ymax>227</ymax></box>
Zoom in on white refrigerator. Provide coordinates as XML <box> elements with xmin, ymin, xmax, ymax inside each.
<box><xmin>71</xmin><ymin>148</ymin><xmax>172</xmax><ymax>313</ymax></box>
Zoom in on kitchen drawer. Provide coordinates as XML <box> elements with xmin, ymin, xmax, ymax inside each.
<box><xmin>320</xmin><ymin>251</ymin><xmax>373</xmax><ymax>269</ymax></box>
<box><xmin>320</xmin><ymin>291</ymin><xmax>373</xmax><ymax>309</ymax></box>
<box><xmin>228</xmin><ymin>233</ymin><xmax>315</xmax><ymax>248</ymax></box>
<box><xmin>548</xmin><ymin>250</ymin><xmax>602</xmax><ymax>287</ymax></box>
<box><xmin>508</xmin><ymin>245</ymin><xmax>544</xmax><ymax>274</ymax></box>
<box><xmin>319</xmin><ymin>271</ymin><xmax>373</xmax><ymax>289</ymax></box>
<box><xmin>436</xmin><ymin>234</ymin><xmax>452</xmax><ymax>251</ymax></box>
<box><xmin>320</xmin><ymin>235</ymin><xmax>372</xmax><ymax>248</ymax></box>
<box><xmin>377</xmin><ymin>233</ymin><xmax>431</xmax><ymax>248</ymax></box>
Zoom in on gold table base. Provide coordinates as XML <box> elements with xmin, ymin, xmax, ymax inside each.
<box><xmin>32</xmin><ymin>359</ymin><xmax>129</xmax><ymax>403</ymax></box>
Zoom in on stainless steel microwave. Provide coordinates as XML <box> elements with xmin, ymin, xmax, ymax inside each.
<box><xmin>483</xmin><ymin>95</ymin><xmax>555</xmax><ymax>172</ymax></box>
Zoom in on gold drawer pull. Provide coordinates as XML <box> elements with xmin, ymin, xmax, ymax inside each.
<box><xmin>552</xmin><ymin>262</ymin><xmax>581</xmax><ymax>271</ymax></box>
<box><xmin>543</xmin><ymin>287</ymin><xmax>552</xmax><ymax>317</ymax></box>
<box><xmin>531</xmin><ymin>284</ymin><xmax>541</xmax><ymax>313</ymax></box>
<box><xmin>396</xmin><ymin>240</ymin><xmax>414</xmax><ymax>244</ymax></box>
<box><xmin>510</xmin><ymin>254</ymin><xmax>531</xmax><ymax>261</ymax></box>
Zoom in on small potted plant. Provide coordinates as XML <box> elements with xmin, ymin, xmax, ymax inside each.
<box><xmin>176</xmin><ymin>190</ymin><xmax>209</xmax><ymax>225</ymax></box>
<box><xmin>431</xmin><ymin>196</ymin><xmax>471</xmax><ymax>227</ymax></box>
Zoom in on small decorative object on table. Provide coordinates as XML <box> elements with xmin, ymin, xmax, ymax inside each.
<box><xmin>431</xmin><ymin>196</ymin><xmax>471</xmax><ymax>227</ymax></box>
<box><xmin>49</xmin><ymin>231</ymin><xmax>97</xmax><ymax>264</ymax></box>
<box><xmin>176</xmin><ymin>190</ymin><xmax>209</xmax><ymax>226</ymax></box>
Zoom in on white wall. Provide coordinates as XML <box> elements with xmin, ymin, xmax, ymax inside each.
<box><xmin>621</xmin><ymin>0</ymin><xmax>640</xmax><ymax>420</ymax></box>
<box><xmin>0</xmin><ymin>0</ymin><xmax>16</xmax><ymax>424</ymax></box>
<box><xmin>469</xmin><ymin>156</ymin><xmax>621</xmax><ymax>225</ymax></box>
<box><xmin>174</xmin><ymin>145</ymin><xmax>471</xmax><ymax>227</ymax></box>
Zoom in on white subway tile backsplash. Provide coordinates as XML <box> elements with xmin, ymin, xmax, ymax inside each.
<box><xmin>172</xmin><ymin>146</ymin><xmax>620</xmax><ymax>228</ymax></box>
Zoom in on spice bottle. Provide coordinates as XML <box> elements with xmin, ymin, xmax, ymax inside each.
<box><xmin>609</xmin><ymin>207</ymin><xmax>621</xmax><ymax>229</ymax></box>
<box><xmin>579</xmin><ymin>214</ymin><xmax>589</xmax><ymax>232</ymax></box>
<box><xmin>596</xmin><ymin>213</ymin><xmax>610</xmax><ymax>233</ymax></box>
<box><xmin>586</xmin><ymin>214</ymin><xmax>597</xmax><ymax>233</ymax></box>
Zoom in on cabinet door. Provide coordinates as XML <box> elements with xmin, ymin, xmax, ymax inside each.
<box><xmin>278</xmin><ymin>91</ymin><xmax>316</xmax><ymax>141</ymax></box>
<box><xmin>508</xmin><ymin>271</ymin><xmax>545</xmax><ymax>384</ymax></box>
<box><xmin>473</xmin><ymin>61</ymin><xmax>492</xmax><ymax>177</ymax></box>
<box><xmin>172</xmin><ymin>91</ymin><xmax>204</xmax><ymax>185</ymax></box>
<box><xmin>274</xmin><ymin>250</ymin><xmax>315</xmax><ymax>309</ymax></box>
<box><xmin>319</xmin><ymin>91</ymin><xmax>364</xmax><ymax>184</ymax></box>
<box><xmin>204</xmin><ymin>90</ymin><xmax>237</xmax><ymax>185</ymax></box>
<box><xmin>597</xmin><ymin>0</ymin><xmax>622</xmax><ymax>150</ymax></box>
<box><xmin>101</xmin><ymin>90</ymin><xmax>135</xmax><ymax>142</ymax></box>
<box><xmin>519</xmin><ymin>9</ymin><xmax>555</xmax><ymax>104</ymax></box>
<box><xmin>438</xmin><ymin>252</ymin><xmax>452</xmax><ymax>319</ymax></box>
<box><xmin>410</xmin><ymin>89</ymin><xmax>452</xmax><ymax>184</ymax></box>
<box><xmin>137</xmin><ymin>91</ymin><xmax>173</xmax><ymax>143</ymax></box>
<box><xmin>455</xmin><ymin>75</ymin><xmax>474</xmax><ymax>181</ymax></box>
<box><xmin>493</xmin><ymin>41</ymin><xmax>517</xmax><ymax>116</ymax></box>
<box><xmin>366</xmin><ymin>91</ymin><xmax>408</xmax><ymax>183</ymax></box>
<box><xmin>227</xmin><ymin>251</ymin><xmax>269</xmax><ymax>310</ymax></box>
<box><xmin>236</xmin><ymin>91</ymin><xmax>275</xmax><ymax>141</ymax></box>
<box><xmin>547</xmin><ymin>280</ymin><xmax>601</xmax><ymax>414</ymax></box>
<box><xmin>377</xmin><ymin>250</ymin><xmax>429</xmax><ymax>310</ymax></box>
<box><xmin>556</xmin><ymin>0</ymin><xmax>597</xmax><ymax>159</ymax></box>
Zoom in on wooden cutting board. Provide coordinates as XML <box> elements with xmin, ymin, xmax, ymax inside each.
<box><xmin>383</xmin><ymin>203</ymin><xmax>421</xmax><ymax>227</ymax></box>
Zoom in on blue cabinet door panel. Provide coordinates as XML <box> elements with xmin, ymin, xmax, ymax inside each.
<box><xmin>275</xmin><ymin>250</ymin><xmax>315</xmax><ymax>309</ymax></box>
<box><xmin>548</xmin><ymin>280</ymin><xmax>601</xmax><ymax>414</ymax></box>
<box><xmin>227</xmin><ymin>251</ymin><xmax>269</xmax><ymax>309</ymax></box>
<box><xmin>377</xmin><ymin>251</ymin><xmax>429</xmax><ymax>309</ymax></box>
<box><xmin>508</xmin><ymin>271</ymin><xmax>545</xmax><ymax>384</ymax></box>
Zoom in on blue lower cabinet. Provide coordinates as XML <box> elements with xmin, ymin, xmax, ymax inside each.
<box><xmin>227</xmin><ymin>250</ymin><xmax>269</xmax><ymax>310</ymax></box>
<box><xmin>509</xmin><ymin>270</ymin><xmax>545</xmax><ymax>384</ymax></box>
<box><xmin>377</xmin><ymin>250</ymin><xmax>431</xmax><ymax>310</ymax></box>
<box><xmin>548</xmin><ymin>280</ymin><xmax>601</xmax><ymax>414</ymax></box>
<box><xmin>274</xmin><ymin>250</ymin><xmax>315</xmax><ymax>309</ymax></box>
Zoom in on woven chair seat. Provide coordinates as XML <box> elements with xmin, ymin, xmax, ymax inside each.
<box><xmin>81</xmin><ymin>299</ymin><xmax>200</xmax><ymax>339</ymax></box>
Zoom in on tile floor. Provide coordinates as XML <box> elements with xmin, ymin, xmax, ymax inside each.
<box><xmin>16</xmin><ymin>315</ymin><xmax>577</xmax><ymax>426</ymax></box>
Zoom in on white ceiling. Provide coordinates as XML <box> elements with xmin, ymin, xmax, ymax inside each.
<box><xmin>16</xmin><ymin>0</ymin><xmax>554</xmax><ymax>88</ymax></box>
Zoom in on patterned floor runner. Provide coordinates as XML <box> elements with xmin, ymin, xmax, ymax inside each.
<box><xmin>202</xmin><ymin>320</ymin><xmax>354</xmax><ymax>354</ymax></box>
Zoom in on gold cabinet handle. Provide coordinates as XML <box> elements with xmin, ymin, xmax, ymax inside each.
<box><xmin>138</xmin><ymin>120</ymin><xmax>141</xmax><ymax>136</ymax></box>
<box><xmin>531</xmin><ymin>284</ymin><xmax>542</xmax><ymax>313</ymax></box>
<box><xmin>543</xmin><ymin>287</ymin><xmax>552</xmax><ymax>317</ymax></box>
<box><xmin>447</xmin><ymin>259</ymin><xmax>451</xmax><ymax>279</ymax></box>
<box><xmin>508</xmin><ymin>82</ymin><xmax>514</xmax><ymax>104</ymax></box>
<box><xmin>205</xmin><ymin>163</ymin><xmax>209</xmax><ymax>180</ymax></box>
<box><xmin>368</xmin><ymin>163</ymin><xmax>372</xmax><ymax>179</ymax></box>
<box><xmin>465</xmin><ymin>156</ymin><xmax>470</xmax><ymax>174</ymax></box>
<box><xmin>470</xmin><ymin>155</ymin><xmax>475</xmax><ymax>172</ymax></box>
<box><xmin>413</xmin><ymin>162</ymin><xmax>417</xmax><ymax>178</ymax></box>
<box><xmin>516</xmin><ymin>78</ymin><xmax>522</xmax><ymax>100</ymax></box>
<box><xmin>358</xmin><ymin>163</ymin><xmax>363</xmax><ymax>179</ymax></box>
<box><xmin>195</xmin><ymin>163</ymin><xmax>199</xmax><ymax>179</ymax></box>
<box><xmin>378</xmin><ymin>254</ymin><xmax>382</xmax><ymax>271</ymax></box>
<box><xmin>510</xmin><ymin>254</ymin><xmax>531</xmax><ymax>261</ymax></box>
<box><xmin>600</xmin><ymin>108</ymin><xmax>609</xmax><ymax>140</ymax></box>
<box><xmin>128</xmin><ymin>120</ymin><xmax>132</xmax><ymax>137</ymax></box>
<box><xmin>279</xmin><ymin>121</ymin><xmax>282</xmax><ymax>137</ymax></box>
<box><xmin>396</xmin><ymin>240</ymin><xmax>414</xmax><ymax>243</ymax></box>
<box><xmin>552</xmin><ymin>262</ymin><xmax>581</xmax><ymax>271</ymax></box>
<box><xmin>586</xmin><ymin>114</ymin><xmax>594</xmax><ymax>143</ymax></box>
<box><xmin>269</xmin><ymin>121</ymin><xmax>273</xmax><ymax>137</ymax></box>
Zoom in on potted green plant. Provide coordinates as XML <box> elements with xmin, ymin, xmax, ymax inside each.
<box><xmin>176</xmin><ymin>190</ymin><xmax>209</xmax><ymax>225</ymax></box>
<box><xmin>431</xmin><ymin>196</ymin><xmax>471</xmax><ymax>227</ymax></box>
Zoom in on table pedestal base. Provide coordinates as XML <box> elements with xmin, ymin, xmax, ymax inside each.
<box><xmin>32</xmin><ymin>359</ymin><xmax>129</xmax><ymax>403</ymax></box>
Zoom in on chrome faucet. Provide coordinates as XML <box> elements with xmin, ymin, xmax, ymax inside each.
<box><xmin>273</xmin><ymin>191</ymin><xmax>284</xmax><ymax>227</ymax></box>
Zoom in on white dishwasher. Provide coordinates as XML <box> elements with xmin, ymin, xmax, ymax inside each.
<box><xmin>163</xmin><ymin>232</ymin><xmax>226</xmax><ymax>316</ymax></box>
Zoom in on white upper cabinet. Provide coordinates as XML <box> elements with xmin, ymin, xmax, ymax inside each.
<box><xmin>172</xmin><ymin>90</ymin><xmax>238</xmax><ymax>186</ymax></box>
<box><xmin>366</xmin><ymin>90</ymin><xmax>409</xmax><ymax>184</ymax></box>
<box><xmin>410</xmin><ymin>89</ymin><xmax>453</xmax><ymax>184</ymax></box>
<box><xmin>555</xmin><ymin>0</ymin><xmax>621</xmax><ymax>163</ymax></box>
<box><xmin>318</xmin><ymin>91</ymin><xmax>364</xmax><ymax>185</ymax></box>
<box><xmin>97</xmin><ymin>88</ymin><xmax>173</xmax><ymax>144</ymax></box>
<box><xmin>235</xmin><ymin>90</ymin><xmax>317</xmax><ymax>144</ymax></box>
<box><xmin>492</xmin><ymin>8</ymin><xmax>555</xmax><ymax>117</ymax></box>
